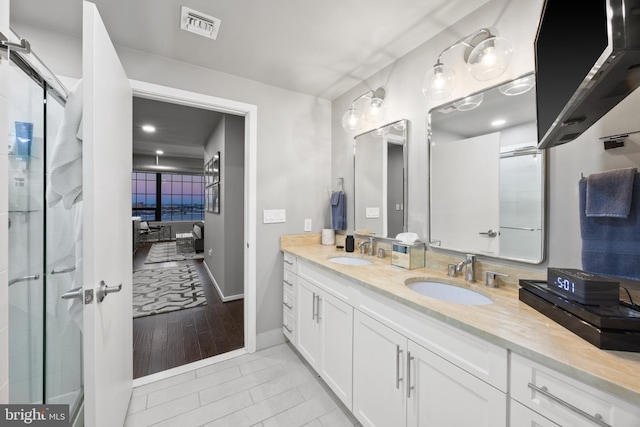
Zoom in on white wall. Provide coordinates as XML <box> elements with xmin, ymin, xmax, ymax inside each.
<box><xmin>332</xmin><ymin>0</ymin><xmax>543</xmax><ymax>247</ymax></box>
<box><xmin>0</xmin><ymin>0</ymin><xmax>11</xmax><ymax>403</ymax></box>
<box><xmin>11</xmin><ymin>20</ymin><xmax>332</xmax><ymax>347</ymax></box>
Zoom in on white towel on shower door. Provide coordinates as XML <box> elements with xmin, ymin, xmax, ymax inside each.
<box><xmin>46</xmin><ymin>79</ymin><xmax>83</xmax><ymax>209</ymax></box>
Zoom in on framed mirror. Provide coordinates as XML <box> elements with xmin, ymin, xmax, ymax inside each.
<box><xmin>428</xmin><ymin>73</ymin><xmax>545</xmax><ymax>263</ymax></box>
<box><xmin>354</xmin><ymin>119</ymin><xmax>408</xmax><ymax>238</ymax></box>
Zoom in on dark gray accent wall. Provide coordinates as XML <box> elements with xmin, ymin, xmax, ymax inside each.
<box><xmin>204</xmin><ymin>115</ymin><xmax>245</xmax><ymax>299</ymax></box>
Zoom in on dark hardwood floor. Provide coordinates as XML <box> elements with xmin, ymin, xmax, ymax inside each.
<box><xmin>132</xmin><ymin>243</ymin><xmax>244</xmax><ymax>379</ymax></box>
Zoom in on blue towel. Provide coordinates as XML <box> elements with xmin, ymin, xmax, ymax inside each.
<box><xmin>579</xmin><ymin>174</ymin><xmax>640</xmax><ymax>280</ymax></box>
<box><xmin>586</xmin><ymin>167</ymin><xmax>637</xmax><ymax>218</ymax></box>
<box><xmin>331</xmin><ymin>191</ymin><xmax>346</xmax><ymax>230</ymax></box>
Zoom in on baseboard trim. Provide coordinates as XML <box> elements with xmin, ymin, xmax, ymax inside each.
<box><xmin>203</xmin><ymin>260</ymin><xmax>245</xmax><ymax>302</ymax></box>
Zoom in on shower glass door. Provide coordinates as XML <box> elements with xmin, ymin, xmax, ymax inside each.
<box><xmin>7</xmin><ymin>53</ymin><xmax>83</xmax><ymax>419</ymax></box>
<box><xmin>8</xmin><ymin>53</ymin><xmax>46</xmax><ymax>405</ymax></box>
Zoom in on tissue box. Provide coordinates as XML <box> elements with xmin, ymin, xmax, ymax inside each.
<box><xmin>391</xmin><ymin>242</ymin><xmax>425</xmax><ymax>269</ymax></box>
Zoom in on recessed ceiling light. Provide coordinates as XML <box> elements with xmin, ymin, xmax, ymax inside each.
<box><xmin>491</xmin><ymin>119</ymin><xmax>506</xmax><ymax>127</ymax></box>
<box><xmin>155</xmin><ymin>150</ymin><xmax>164</xmax><ymax>155</ymax></box>
<box><xmin>142</xmin><ymin>124</ymin><xmax>156</xmax><ymax>133</ymax></box>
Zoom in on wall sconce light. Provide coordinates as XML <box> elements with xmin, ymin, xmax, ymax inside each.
<box><xmin>342</xmin><ymin>87</ymin><xmax>387</xmax><ymax>132</ymax></box>
<box><xmin>422</xmin><ymin>28</ymin><xmax>513</xmax><ymax>101</ymax></box>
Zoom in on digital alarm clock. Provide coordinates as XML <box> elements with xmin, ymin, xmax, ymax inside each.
<box><xmin>547</xmin><ymin>268</ymin><xmax>620</xmax><ymax>306</ymax></box>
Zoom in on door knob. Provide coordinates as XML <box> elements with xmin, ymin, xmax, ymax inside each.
<box><xmin>478</xmin><ymin>229</ymin><xmax>499</xmax><ymax>237</ymax></box>
<box><xmin>61</xmin><ymin>287</ymin><xmax>83</xmax><ymax>300</ymax></box>
<box><xmin>96</xmin><ymin>280</ymin><xmax>122</xmax><ymax>303</ymax></box>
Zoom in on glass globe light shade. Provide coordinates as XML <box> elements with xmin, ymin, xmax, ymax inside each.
<box><xmin>453</xmin><ymin>93</ymin><xmax>483</xmax><ymax>111</ymax></box>
<box><xmin>498</xmin><ymin>74</ymin><xmax>535</xmax><ymax>96</ymax></box>
<box><xmin>467</xmin><ymin>36</ymin><xmax>513</xmax><ymax>81</ymax></box>
<box><xmin>422</xmin><ymin>63</ymin><xmax>456</xmax><ymax>100</ymax></box>
<box><xmin>364</xmin><ymin>97</ymin><xmax>386</xmax><ymax>124</ymax></box>
<box><xmin>342</xmin><ymin>107</ymin><xmax>363</xmax><ymax>132</ymax></box>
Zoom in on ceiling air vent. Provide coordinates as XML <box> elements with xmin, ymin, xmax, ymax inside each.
<box><xmin>180</xmin><ymin>6</ymin><xmax>221</xmax><ymax>40</ymax></box>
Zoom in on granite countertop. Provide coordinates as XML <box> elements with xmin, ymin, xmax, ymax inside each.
<box><xmin>281</xmin><ymin>240</ymin><xmax>640</xmax><ymax>406</ymax></box>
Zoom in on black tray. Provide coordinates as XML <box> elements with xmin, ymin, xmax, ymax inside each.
<box><xmin>519</xmin><ymin>288</ymin><xmax>640</xmax><ymax>351</ymax></box>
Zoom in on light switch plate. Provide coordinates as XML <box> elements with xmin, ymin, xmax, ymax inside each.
<box><xmin>304</xmin><ymin>218</ymin><xmax>312</xmax><ymax>231</ymax></box>
<box><xmin>365</xmin><ymin>207</ymin><xmax>380</xmax><ymax>218</ymax></box>
<box><xmin>263</xmin><ymin>209</ymin><xmax>286</xmax><ymax>224</ymax></box>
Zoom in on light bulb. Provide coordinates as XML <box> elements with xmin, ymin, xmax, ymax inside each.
<box><xmin>342</xmin><ymin>108</ymin><xmax>363</xmax><ymax>132</ymax></box>
<box><xmin>468</xmin><ymin>36</ymin><xmax>513</xmax><ymax>81</ymax></box>
<box><xmin>364</xmin><ymin>97</ymin><xmax>385</xmax><ymax>124</ymax></box>
<box><xmin>422</xmin><ymin>63</ymin><xmax>456</xmax><ymax>100</ymax></box>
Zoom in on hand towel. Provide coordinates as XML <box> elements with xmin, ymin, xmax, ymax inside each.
<box><xmin>580</xmin><ymin>174</ymin><xmax>640</xmax><ymax>280</ymax></box>
<box><xmin>47</xmin><ymin>79</ymin><xmax>83</xmax><ymax>210</ymax></box>
<box><xmin>586</xmin><ymin>167</ymin><xmax>637</xmax><ymax>218</ymax></box>
<box><xmin>331</xmin><ymin>191</ymin><xmax>346</xmax><ymax>230</ymax></box>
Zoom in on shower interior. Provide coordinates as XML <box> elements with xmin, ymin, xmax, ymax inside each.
<box><xmin>6</xmin><ymin>48</ymin><xmax>83</xmax><ymax>420</ymax></box>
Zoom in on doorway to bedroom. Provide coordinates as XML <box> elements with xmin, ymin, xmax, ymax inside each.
<box><xmin>130</xmin><ymin>95</ymin><xmax>246</xmax><ymax>378</ymax></box>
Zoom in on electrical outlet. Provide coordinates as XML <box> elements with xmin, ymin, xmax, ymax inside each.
<box><xmin>304</xmin><ymin>218</ymin><xmax>312</xmax><ymax>232</ymax></box>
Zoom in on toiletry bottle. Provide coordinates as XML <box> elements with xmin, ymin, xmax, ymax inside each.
<box><xmin>345</xmin><ymin>235</ymin><xmax>355</xmax><ymax>252</ymax></box>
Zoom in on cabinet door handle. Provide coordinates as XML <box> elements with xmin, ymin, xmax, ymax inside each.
<box><xmin>284</xmin><ymin>279</ymin><xmax>293</xmax><ymax>287</ymax></box>
<box><xmin>284</xmin><ymin>258</ymin><xmax>294</xmax><ymax>265</ymax></box>
<box><xmin>396</xmin><ymin>345</ymin><xmax>403</xmax><ymax>389</ymax></box>
<box><xmin>311</xmin><ymin>293</ymin><xmax>317</xmax><ymax>320</ymax></box>
<box><xmin>527</xmin><ymin>383</ymin><xmax>611</xmax><ymax>427</ymax></box>
<box><xmin>283</xmin><ymin>301</ymin><xmax>293</xmax><ymax>310</ymax></box>
<box><xmin>283</xmin><ymin>324</ymin><xmax>293</xmax><ymax>333</ymax></box>
<box><xmin>316</xmin><ymin>296</ymin><xmax>321</xmax><ymax>324</ymax></box>
<box><xmin>406</xmin><ymin>351</ymin><xmax>414</xmax><ymax>398</ymax></box>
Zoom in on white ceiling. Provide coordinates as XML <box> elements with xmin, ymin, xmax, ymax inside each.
<box><xmin>11</xmin><ymin>0</ymin><xmax>489</xmax><ymax>100</ymax></box>
<box><xmin>10</xmin><ymin>0</ymin><xmax>490</xmax><ymax>159</ymax></box>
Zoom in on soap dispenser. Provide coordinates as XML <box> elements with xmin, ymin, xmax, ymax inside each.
<box><xmin>345</xmin><ymin>235</ymin><xmax>355</xmax><ymax>252</ymax></box>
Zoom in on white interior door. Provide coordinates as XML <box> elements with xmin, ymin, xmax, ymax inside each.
<box><xmin>82</xmin><ymin>2</ymin><xmax>133</xmax><ymax>426</ymax></box>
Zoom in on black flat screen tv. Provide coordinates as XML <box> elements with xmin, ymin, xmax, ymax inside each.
<box><xmin>535</xmin><ymin>0</ymin><xmax>640</xmax><ymax>149</ymax></box>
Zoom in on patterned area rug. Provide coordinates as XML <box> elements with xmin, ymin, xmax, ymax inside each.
<box><xmin>144</xmin><ymin>241</ymin><xmax>204</xmax><ymax>264</ymax></box>
<box><xmin>132</xmin><ymin>265</ymin><xmax>207</xmax><ymax>318</ymax></box>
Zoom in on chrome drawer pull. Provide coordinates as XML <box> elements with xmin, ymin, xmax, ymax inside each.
<box><xmin>283</xmin><ymin>324</ymin><xmax>293</xmax><ymax>333</ymax></box>
<box><xmin>284</xmin><ymin>279</ymin><xmax>294</xmax><ymax>287</ymax></box>
<box><xmin>527</xmin><ymin>383</ymin><xmax>611</xmax><ymax>427</ymax></box>
<box><xmin>283</xmin><ymin>301</ymin><xmax>293</xmax><ymax>310</ymax></box>
<box><xmin>284</xmin><ymin>258</ymin><xmax>294</xmax><ymax>265</ymax></box>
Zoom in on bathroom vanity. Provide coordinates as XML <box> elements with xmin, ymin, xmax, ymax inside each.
<box><xmin>281</xmin><ymin>235</ymin><xmax>640</xmax><ymax>427</ymax></box>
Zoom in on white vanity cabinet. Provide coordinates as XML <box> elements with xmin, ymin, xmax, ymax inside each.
<box><xmin>511</xmin><ymin>353</ymin><xmax>640</xmax><ymax>427</ymax></box>
<box><xmin>353</xmin><ymin>310</ymin><xmax>507</xmax><ymax>427</ymax></box>
<box><xmin>293</xmin><ymin>259</ymin><xmax>354</xmax><ymax>409</ymax></box>
<box><xmin>353</xmin><ymin>310</ymin><xmax>408</xmax><ymax>427</ymax></box>
<box><xmin>510</xmin><ymin>400</ymin><xmax>559</xmax><ymax>427</ymax></box>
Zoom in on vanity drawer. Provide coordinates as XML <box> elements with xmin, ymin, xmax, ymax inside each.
<box><xmin>511</xmin><ymin>353</ymin><xmax>640</xmax><ymax>427</ymax></box>
<box><xmin>283</xmin><ymin>253</ymin><xmax>297</xmax><ymax>273</ymax></box>
<box><xmin>283</xmin><ymin>285</ymin><xmax>295</xmax><ymax>315</ymax></box>
<box><xmin>283</xmin><ymin>309</ymin><xmax>295</xmax><ymax>343</ymax></box>
<box><xmin>283</xmin><ymin>269</ymin><xmax>297</xmax><ymax>291</ymax></box>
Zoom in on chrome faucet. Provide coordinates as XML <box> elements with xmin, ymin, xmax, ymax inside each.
<box><xmin>357</xmin><ymin>237</ymin><xmax>375</xmax><ymax>256</ymax></box>
<box><xmin>455</xmin><ymin>254</ymin><xmax>476</xmax><ymax>282</ymax></box>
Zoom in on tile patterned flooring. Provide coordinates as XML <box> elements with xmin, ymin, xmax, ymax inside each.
<box><xmin>124</xmin><ymin>343</ymin><xmax>361</xmax><ymax>427</ymax></box>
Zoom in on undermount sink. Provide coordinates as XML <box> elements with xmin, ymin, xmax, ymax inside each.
<box><xmin>405</xmin><ymin>279</ymin><xmax>493</xmax><ymax>305</ymax></box>
<box><xmin>328</xmin><ymin>256</ymin><xmax>373</xmax><ymax>266</ymax></box>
